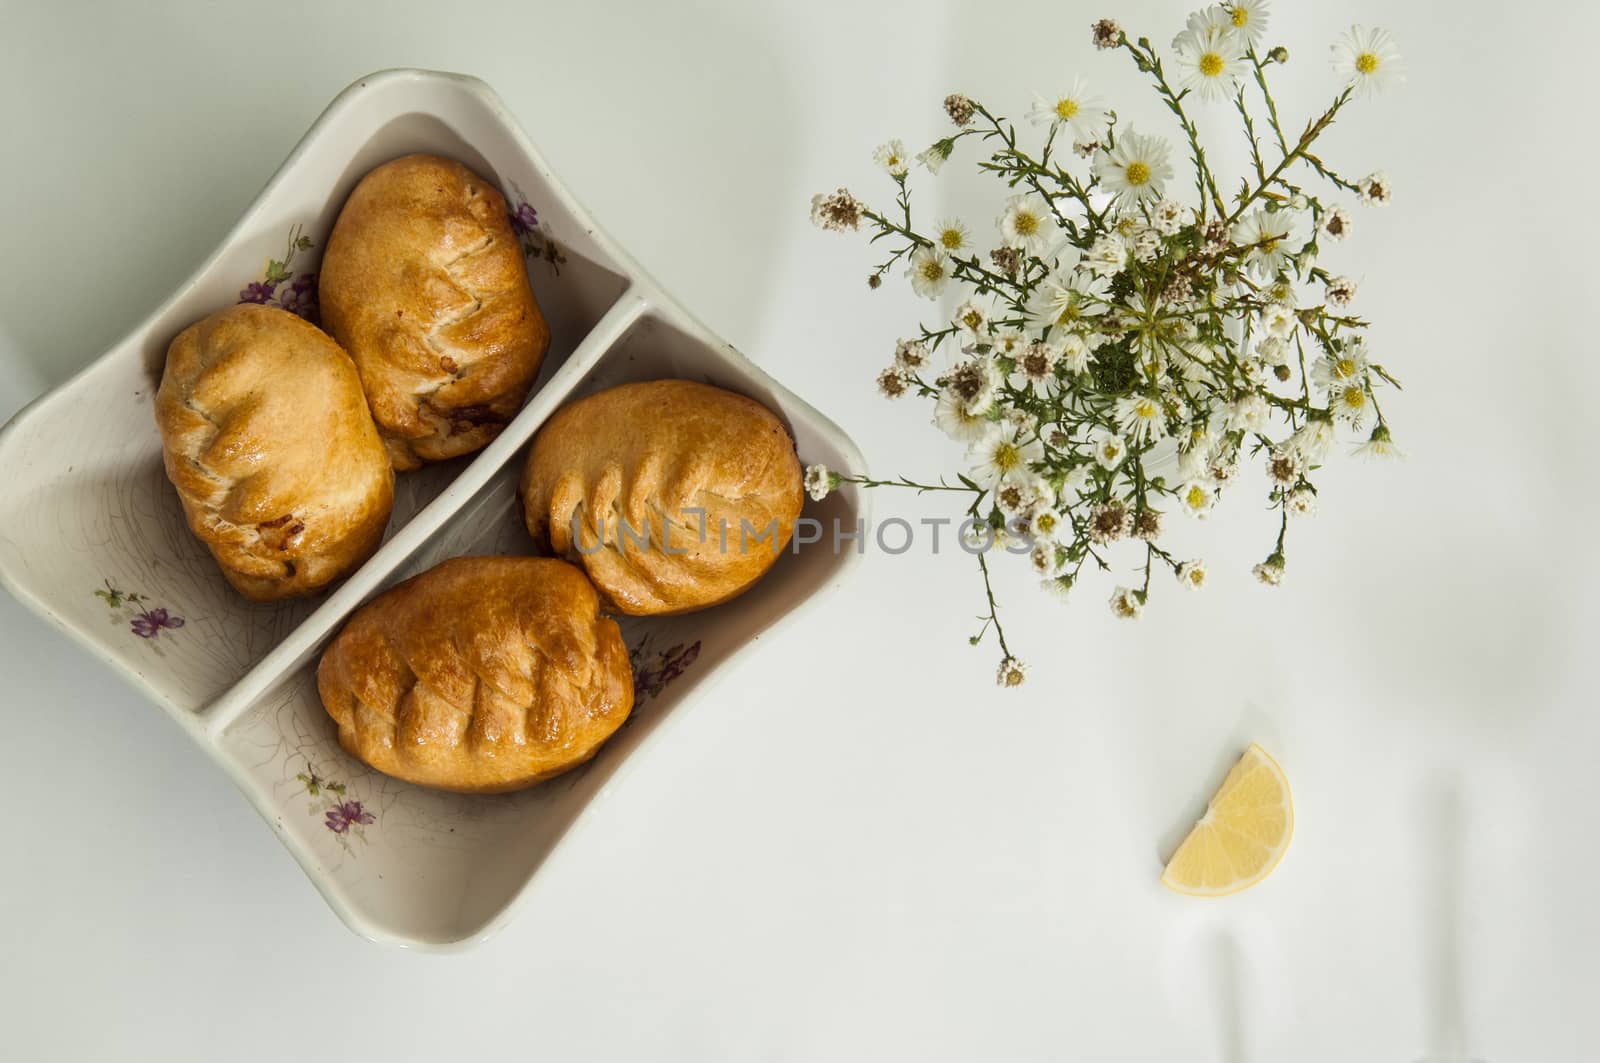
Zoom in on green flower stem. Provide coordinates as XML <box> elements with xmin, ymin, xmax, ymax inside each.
<box><xmin>1122</xmin><ymin>37</ymin><xmax>1226</xmax><ymax>219</ymax></box>
<box><xmin>1228</xmin><ymin>86</ymin><xmax>1355</xmax><ymax>223</ymax></box>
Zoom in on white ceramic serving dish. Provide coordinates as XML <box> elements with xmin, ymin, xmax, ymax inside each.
<box><xmin>0</xmin><ymin>69</ymin><xmax>865</xmax><ymax>949</ymax></box>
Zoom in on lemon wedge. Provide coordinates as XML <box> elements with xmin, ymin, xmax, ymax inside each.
<box><xmin>1161</xmin><ymin>743</ymin><xmax>1294</xmax><ymax>897</ymax></box>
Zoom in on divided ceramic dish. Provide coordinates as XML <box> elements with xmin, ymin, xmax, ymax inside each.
<box><xmin>0</xmin><ymin>69</ymin><xmax>865</xmax><ymax>948</ymax></box>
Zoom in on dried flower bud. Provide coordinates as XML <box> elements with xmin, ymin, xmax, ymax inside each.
<box><xmin>810</xmin><ymin>188</ymin><xmax>865</xmax><ymax>232</ymax></box>
<box><xmin>1073</xmin><ymin>139</ymin><xmax>1101</xmax><ymax>159</ymax></box>
<box><xmin>1091</xmin><ymin>18</ymin><xmax>1124</xmax><ymax>50</ymax></box>
<box><xmin>1132</xmin><ymin>508</ymin><xmax>1163</xmax><ymax>541</ymax></box>
<box><xmin>867</xmin><ymin>273</ymin><xmax>882</xmax><ymax>290</ymax></box>
<box><xmin>1268</xmin><ymin>46</ymin><xmax>1289</xmax><ymax>63</ymax></box>
<box><xmin>990</xmin><ymin>246</ymin><xmax>1023</xmax><ymax>277</ymax></box>
<box><xmin>1202</xmin><ymin>219</ymin><xmax>1230</xmax><ymax>254</ymax></box>
<box><xmin>1274</xmin><ymin>364</ymin><xmax>1292</xmax><ymax>382</ymax></box>
<box><xmin>944</xmin><ymin>93</ymin><xmax>976</xmax><ymax>127</ymax></box>
<box><xmin>877</xmin><ymin>366</ymin><xmax>910</xmax><ymax>398</ymax></box>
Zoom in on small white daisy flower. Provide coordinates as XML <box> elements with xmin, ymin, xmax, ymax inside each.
<box><xmin>1253</xmin><ymin>555</ymin><xmax>1286</xmax><ymax>586</ymax></box>
<box><xmin>1330</xmin><ymin>381</ymin><xmax>1373</xmax><ymax>430</ymax></box>
<box><xmin>1152</xmin><ymin>199</ymin><xmax>1189</xmax><ymax>235</ymax></box>
<box><xmin>1085</xmin><ymin>232</ymin><xmax>1129</xmax><ymax>277</ymax></box>
<box><xmin>1332</xmin><ymin>25</ymin><xmax>1403</xmax><ymax>98</ymax></box>
<box><xmin>934</xmin><ymin>391</ymin><xmax>991</xmax><ymax>442</ymax></box>
<box><xmin>1041</xmin><ymin>575</ymin><xmax>1074</xmax><ymax>600</ymax></box>
<box><xmin>803</xmin><ymin>464</ymin><xmax>836</xmax><ymax>502</ymax></box>
<box><xmin>1176</xmin><ymin>559</ymin><xmax>1208</xmax><ymax>591</ymax></box>
<box><xmin>990</xmin><ymin>328</ymin><xmax>1027</xmax><ymax>360</ymax></box>
<box><xmin>1092</xmin><ymin>130</ymin><xmax>1174</xmax><ymax>206</ymax></box>
<box><xmin>1058</xmin><ymin>333</ymin><xmax>1091</xmax><ymax>375</ymax></box>
<box><xmin>1311</xmin><ymin>339</ymin><xmax>1369</xmax><ymax>392</ymax></box>
<box><xmin>1109</xmin><ymin>586</ymin><xmax>1144</xmax><ymax>619</ymax></box>
<box><xmin>1286</xmin><ymin>485</ymin><xmax>1318</xmax><ymax>517</ymax></box>
<box><xmin>1029</xmin><ymin>507</ymin><xmax>1066</xmax><ymax>542</ymax></box>
<box><xmin>917</xmin><ymin>139</ymin><xmax>954</xmax><ymax>174</ymax></box>
<box><xmin>1290</xmin><ymin>419</ymin><xmax>1336</xmax><ymax>462</ymax></box>
<box><xmin>1028</xmin><ymin>77</ymin><xmax>1108</xmax><ymax>143</ymax></box>
<box><xmin>1091</xmin><ymin>430</ymin><xmax>1128</xmax><ymax>470</ymax></box>
<box><xmin>995</xmin><ymin>476</ymin><xmax>1049</xmax><ymax>518</ymax></box>
<box><xmin>1029</xmin><ymin>542</ymin><xmax>1062</xmax><ymax>578</ymax></box>
<box><xmin>1354</xmin><ymin>424</ymin><xmax>1402</xmax><ymax>459</ymax></box>
<box><xmin>953</xmin><ymin>296</ymin><xmax>995</xmax><ymax>341</ymax></box>
<box><xmin>1004</xmin><ymin>407</ymin><xmax>1039</xmax><ymax>435</ymax></box>
<box><xmin>1233</xmin><ymin>209</ymin><xmax>1307</xmax><ymax>280</ymax></box>
<box><xmin>1260</xmin><ymin>301</ymin><xmax>1298</xmax><ymax>338</ymax></box>
<box><xmin>999</xmin><ymin>193</ymin><xmax>1061</xmax><ymax>256</ymax></box>
<box><xmin>1026</xmin><ymin>265</ymin><xmax>1109</xmax><ymax>332</ymax></box>
<box><xmin>1358</xmin><ymin>171</ymin><xmax>1393</xmax><ymax>206</ymax></box>
<box><xmin>1131</xmin><ymin>224</ymin><xmax>1163</xmax><ymax>263</ymax></box>
<box><xmin>933</xmin><ymin>217</ymin><xmax>971</xmax><ymax>254</ymax></box>
<box><xmin>873</xmin><ymin>139</ymin><xmax>911</xmax><ymax>177</ymax></box>
<box><xmin>906</xmin><ymin>246</ymin><xmax>952</xmax><ymax>299</ymax></box>
<box><xmin>1256</xmin><ymin>334</ymin><xmax>1290</xmax><ymax>366</ymax></box>
<box><xmin>894</xmin><ymin>338</ymin><xmax>931</xmax><ymax>371</ymax></box>
<box><xmin>1115</xmin><ymin>393</ymin><xmax>1169</xmax><ymax>445</ymax></box>
<box><xmin>1172</xmin><ymin>8</ymin><xmax>1249</xmax><ymax>103</ymax></box>
<box><xmin>1227</xmin><ymin>391</ymin><xmax>1270</xmax><ymax>431</ymax></box>
<box><xmin>1319</xmin><ymin>205</ymin><xmax>1353</xmax><ymax>241</ymax></box>
<box><xmin>1224</xmin><ymin>0</ymin><xmax>1271</xmax><ymax>47</ymax></box>
<box><xmin>996</xmin><ymin>656</ymin><xmax>1028</xmax><ymax>688</ymax></box>
<box><xmin>1177</xmin><ymin>479</ymin><xmax>1216</xmax><ymax>518</ymax></box>
<box><xmin>966</xmin><ymin>426</ymin><xmax>1045</xmax><ymax>489</ymax></box>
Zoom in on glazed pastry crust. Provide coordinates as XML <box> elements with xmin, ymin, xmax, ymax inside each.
<box><xmin>154</xmin><ymin>304</ymin><xmax>394</xmax><ymax>601</ymax></box>
<box><xmin>318</xmin><ymin>153</ymin><xmax>550</xmax><ymax>470</ymax></box>
<box><xmin>520</xmin><ymin>379</ymin><xmax>804</xmax><ymax>616</ymax></box>
<box><xmin>316</xmin><ymin>557</ymin><xmax>633</xmax><ymax>794</ymax></box>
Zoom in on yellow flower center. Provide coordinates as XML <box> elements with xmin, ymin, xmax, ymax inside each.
<box><xmin>1335</xmin><ymin>357</ymin><xmax>1356</xmax><ymax>378</ymax></box>
<box><xmin>920</xmin><ymin>259</ymin><xmax>945</xmax><ymax>282</ymax></box>
<box><xmin>1261</xmin><ymin>236</ymin><xmax>1280</xmax><ymax>253</ymax></box>
<box><xmin>1135</xmin><ymin>399</ymin><xmax>1158</xmax><ymax>420</ymax></box>
<box><xmin>1125</xmin><ymin>161</ymin><xmax>1151</xmax><ymax>186</ymax></box>
<box><xmin>1356</xmin><ymin>52</ymin><xmax>1379</xmax><ymax>74</ymax></box>
<box><xmin>1003</xmin><ymin>668</ymin><xmax>1024</xmax><ymax>687</ymax></box>
<box><xmin>1014</xmin><ymin>212</ymin><xmax>1039</xmax><ymax>236</ymax></box>
<box><xmin>994</xmin><ymin>443</ymin><xmax>1020</xmax><ymax>470</ymax></box>
<box><xmin>1102</xmin><ymin>443</ymin><xmax>1120</xmax><ymax>461</ymax></box>
<box><xmin>940</xmin><ymin>228</ymin><xmax>964</xmax><ymax>250</ymax></box>
<box><xmin>1231</xmin><ymin>7</ymin><xmax>1248</xmax><ymax>27</ymax></box>
<box><xmin>1199</xmin><ymin>52</ymin><xmax>1225</xmax><ymax>77</ymax></box>
<box><xmin>962</xmin><ymin>310</ymin><xmax>983</xmax><ymax>330</ymax></box>
<box><xmin>1342</xmin><ymin>385</ymin><xmax>1366</xmax><ymax>409</ymax></box>
<box><xmin>1055</xmin><ymin>98</ymin><xmax>1080</xmax><ymax>121</ymax></box>
<box><xmin>1188</xmin><ymin>569</ymin><xmax>1205</xmax><ymax>585</ymax></box>
<box><xmin>1185</xmin><ymin>485</ymin><xmax>1207</xmax><ymax>508</ymax></box>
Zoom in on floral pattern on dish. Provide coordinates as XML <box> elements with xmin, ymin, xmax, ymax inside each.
<box><xmin>630</xmin><ymin>637</ymin><xmax>702</xmax><ymax>702</ymax></box>
<box><xmin>238</xmin><ymin>224</ymin><xmax>318</xmax><ymax>322</ymax></box>
<box><xmin>509</xmin><ymin>196</ymin><xmax>567</xmax><ymax>274</ymax></box>
<box><xmin>93</xmin><ymin>580</ymin><xmax>186</xmax><ymax>641</ymax></box>
<box><xmin>298</xmin><ymin>767</ymin><xmax>376</xmax><ymax>850</ymax></box>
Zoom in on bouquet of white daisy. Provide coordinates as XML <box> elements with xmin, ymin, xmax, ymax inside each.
<box><xmin>807</xmin><ymin>5</ymin><xmax>1404</xmax><ymax>687</ymax></box>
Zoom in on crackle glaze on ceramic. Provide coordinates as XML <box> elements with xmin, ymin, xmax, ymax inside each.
<box><xmin>0</xmin><ymin>69</ymin><xmax>865</xmax><ymax>948</ymax></box>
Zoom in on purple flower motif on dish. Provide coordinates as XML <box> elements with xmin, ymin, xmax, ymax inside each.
<box><xmin>632</xmin><ymin>640</ymin><xmax>702</xmax><ymax>701</ymax></box>
<box><xmin>277</xmin><ymin>272</ymin><xmax>318</xmax><ymax>320</ymax></box>
<box><xmin>324</xmin><ymin>800</ymin><xmax>375</xmax><ymax>835</ymax></box>
<box><xmin>510</xmin><ymin>202</ymin><xmax>540</xmax><ymax>235</ymax></box>
<box><xmin>130</xmin><ymin>607</ymin><xmax>185</xmax><ymax>639</ymax></box>
<box><xmin>239</xmin><ymin>280</ymin><xmax>278</xmax><ymax>304</ymax></box>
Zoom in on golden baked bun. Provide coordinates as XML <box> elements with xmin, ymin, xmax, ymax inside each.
<box><xmin>316</xmin><ymin>557</ymin><xmax>633</xmax><ymax>794</ymax></box>
<box><xmin>155</xmin><ymin>304</ymin><xmax>394</xmax><ymax>601</ymax></box>
<box><xmin>318</xmin><ymin>153</ymin><xmax>550</xmax><ymax>471</ymax></box>
<box><xmin>520</xmin><ymin>379</ymin><xmax>804</xmax><ymax>615</ymax></box>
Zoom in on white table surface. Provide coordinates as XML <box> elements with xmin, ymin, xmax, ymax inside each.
<box><xmin>2</xmin><ymin>1</ymin><xmax>1595</xmax><ymax>1059</ymax></box>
